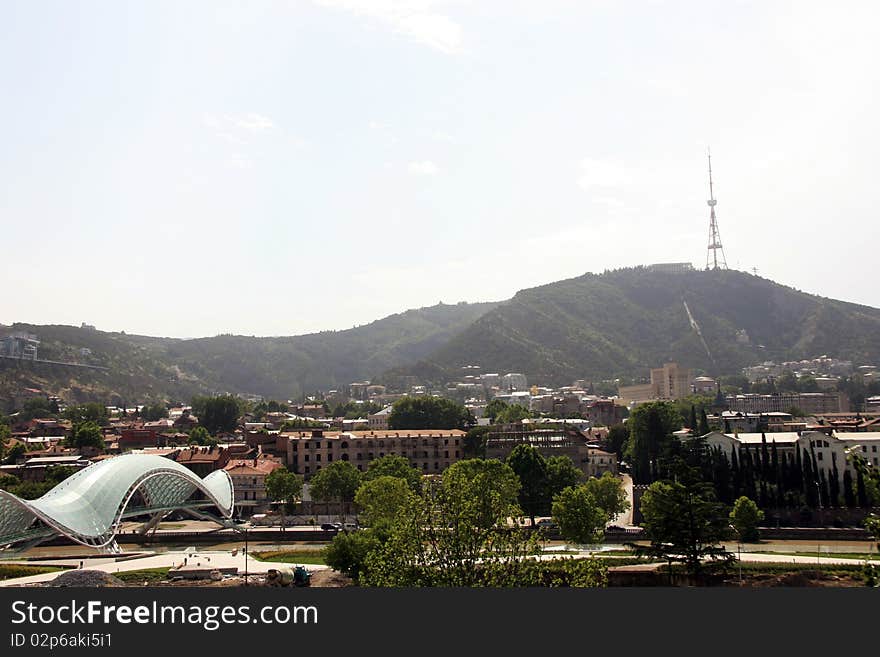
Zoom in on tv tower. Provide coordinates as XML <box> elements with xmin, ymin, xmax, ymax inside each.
<box><xmin>705</xmin><ymin>149</ymin><xmax>728</xmax><ymax>270</ymax></box>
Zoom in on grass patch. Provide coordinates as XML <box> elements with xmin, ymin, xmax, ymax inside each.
<box><xmin>0</xmin><ymin>564</ymin><xmax>64</xmax><ymax>581</ymax></box>
<box><xmin>251</xmin><ymin>550</ymin><xmax>326</xmax><ymax>565</ymax></box>
<box><xmin>749</xmin><ymin>551</ymin><xmax>880</xmax><ymax>561</ymax></box>
<box><xmin>114</xmin><ymin>567</ymin><xmax>171</xmax><ymax>584</ymax></box>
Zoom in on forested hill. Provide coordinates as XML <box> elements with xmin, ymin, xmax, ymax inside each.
<box><xmin>388</xmin><ymin>268</ymin><xmax>880</xmax><ymax>386</ymax></box>
<box><xmin>0</xmin><ymin>301</ymin><xmax>497</xmax><ymax>407</ymax></box>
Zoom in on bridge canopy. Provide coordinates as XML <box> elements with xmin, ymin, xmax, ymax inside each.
<box><xmin>0</xmin><ymin>453</ymin><xmax>234</xmax><ymax>549</ymax></box>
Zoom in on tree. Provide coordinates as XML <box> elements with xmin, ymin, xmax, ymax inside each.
<box><xmin>4</xmin><ymin>442</ymin><xmax>25</xmax><ymax>464</ymax></box>
<box><xmin>66</xmin><ymin>422</ymin><xmax>105</xmax><ymax>450</ymax></box>
<box><xmin>264</xmin><ymin>467</ymin><xmax>304</xmax><ymax>513</ymax></box>
<box><xmin>698</xmin><ymin>408</ymin><xmax>711</xmax><ymax>436</ymax></box>
<box><xmin>188</xmin><ymin>426</ymin><xmax>212</xmax><ymax>445</ymax></box>
<box><xmin>20</xmin><ymin>397</ymin><xmax>55</xmax><ymax>420</ymax></box>
<box><xmin>64</xmin><ymin>403</ymin><xmax>109</xmax><ymax>425</ymax></box>
<box><xmin>354</xmin><ymin>476</ymin><xmax>415</xmax><ymax>529</ymax></box>
<box><xmin>729</xmin><ymin>496</ymin><xmax>764</xmax><ymax>542</ymax></box>
<box><xmin>140</xmin><ymin>402</ymin><xmax>168</xmax><ymax>422</ymax></box>
<box><xmin>637</xmin><ymin>469</ymin><xmax>733</xmax><ymax>575</ymax></box>
<box><xmin>387</xmin><ymin>396</ymin><xmax>474</xmax><ymax>430</ymax></box>
<box><xmin>360</xmin><ymin>459</ymin><xmax>532</xmax><ymax>587</ymax></box>
<box><xmin>309</xmin><ymin>461</ymin><xmax>362</xmax><ymax>519</ymax></box>
<box><xmin>463</xmin><ymin>425</ymin><xmax>490</xmax><ymax>458</ymax></box>
<box><xmin>362</xmin><ymin>454</ymin><xmax>422</xmax><ymax>492</ymax></box>
<box><xmin>506</xmin><ymin>444</ymin><xmax>548</xmax><ymax>525</ymax></box>
<box><xmin>545</xmin><ymin>455</ymin><xmax>583</xmax><ymax>500</ymax></box>
<box><xmin>323</xmin><ymin>530</ymin><xmax>382</xmax><ymax>583</ymax></box>
<box><xmin>551</xmin><ymin>484</ymin><xmax>606</xmax><ymax>544</ymax></box>
<box><xmin>605</xmin><ymin>423</ymin><xmax>629</xmax><ymax>460</ymax></box>
<box><xmin>625</xmin><ymin>401</ymin><xmax>682</xmax><ymax>484</ymax></box>
<box><xmin>495</xmin><ymin>404</ymin><xmax>530</xmax><ymax>424</ymax></box>
<box><xmin>484</xmin><ymin>399</ymin><xmax>509</xmax><ymax>423</ymax></box>
<box><xmin>192</xmin><ymin>395</ymin><xmax>242</xmax><ymax>435</ymax></box>
<box><xmin>584</xmin><ymin>472</ymin><xmax>630</xmax><ymax>524</ymax></box>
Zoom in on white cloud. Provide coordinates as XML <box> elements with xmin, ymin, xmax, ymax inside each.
<box><xmin>313</xmin><ymin>0</ymin><xmax>464</xmax><ymax>54</ymax></box>
<box><xmin>408</xmin><ymin>160</ymin><xmax>439</xmax><ymax>175</ymax></box>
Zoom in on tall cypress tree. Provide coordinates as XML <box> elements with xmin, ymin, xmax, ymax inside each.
<box><xmin>689</xmin><ymin>405</ymin><xmax>698</xmax><ymax>437</ymax></box>
<box><xmin>856</xmin><ymin>468</ymin><xmax>869</xmax><ymax>508</ymax></box>
<box><xmin>760</xmin><ymin>433</ymin><xmax>770</xmax><ymax>481</ymax></box>
<box><xmin>698</xmin><ymin>408</ymin><xmax>711</xmax><ymax>436</ymax></box>
<box><xmin>743</xmin><ymin>447</ymin><xmax>757</xmax><ymax>501</ymax></box>
<box><xmin>843</xmin><ymin>469</ymin><xmax>856</xmax><ymax>508</ymax></box>
<box><xmin>730</xmin><ymin>447</ymin><xmax>741</xmax><ymax>499</ymax></box>
<box><xmin>829</xmin><ymin>455</ymin><xmax>841</xmax><ymax>507</ymax></box>
<box><xmin>802</xmin><ymin>449</ymin><xmax>817</xmax><ymax>508</ymax></box>
<box><xmin>771</xmin><ymin>440</ymin><xmax>781</xmax><ymax>507</ymax></box>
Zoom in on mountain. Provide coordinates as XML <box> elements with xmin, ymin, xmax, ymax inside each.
<box><xmin>0</xmin><ymin>301</ymin><xmax>498</xmax><ymax>407</ymax></box>
<box><xmin>387</xmin><ymin>268</ymin><xmax>880</xmax><ymax>386</ymax></box>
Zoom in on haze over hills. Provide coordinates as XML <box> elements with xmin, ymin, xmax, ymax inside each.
<box><xmin>2</xmin><ymin>267</ymin><xmax>879</xmax><ymax>408</ymax></box>
<box><xmin>383</xmin><ymin>268</ymin><xmax>880</xmax><ymax>387</ymax></box>
<box><xmin>0</xmin><ymin>301</ymin><xmax>498</xmax><ymax>407</ymax></box>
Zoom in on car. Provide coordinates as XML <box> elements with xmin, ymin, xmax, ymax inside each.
<box><xmin>535</xmin><ymin>519</ymin><xmax>558</xmax><ymax>530</ymax></box>
<box><xmin>321</xmin><ymin>522</ymin><xmax>342</xmax><ymax>531</ymax></box>
<box><xmin>605</xmin><ymin>525</ymin><xmax>626</xmax><ymax>532</ymax></box>
<box><xmin>342</xmin><ymin>522</ymin><xmax>360</xmax><ymax>532</ymax></box>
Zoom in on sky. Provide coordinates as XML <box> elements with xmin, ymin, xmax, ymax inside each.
<box><xmin>1</xmin><ymin>1</ymin><xmax>878</xmax><ymax>338</ymax></box>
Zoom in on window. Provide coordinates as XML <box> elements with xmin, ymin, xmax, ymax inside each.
<box><xmin>327</xmin><ymin>453</ymin><xmax>333</xmax><ymax>462</ymax></box>
<box><xmin>873</xmin><ymin>446</ymin><xmax>878</xmax><ymax>453</ymax></box>
<box><xmin>434</xmin><ymin>462</ymin><xmax>439</xmax><ymax>470</ymax></box>
<box><xmin>341</xmin><ymin>441</ymin><xmax>348</xmax><ymax>449</ymax></box>
<box><xmin>357</xmin><ymin>453</ymin><xmax>362</xmax><ymax>460</ymax></box>
<box><xmin>423</xmin><ymin>463</ymin><xmax>428</xmax><ymax>470</ymax></box>
<box><xmin>444</xmin><ymin>451</ymin><xmax>449</xmax><ymax>458</ymax></box>
<box><xmin>305</xmin><ymin>455</ymin><xmax>310</xmax><ymax>462</ymax></box>
<box><xmin>316</xmin><ymin>454</ymin><xmax>321</xmax><ymax>462</ymax></box>
<box><xmin>455</xmin><ymin>450</ymin><xmax>459</xmax><ymax>458</ymax></box>
<box><xmin>817</xmin><ymin>452</ymin><xmax>823</xmax><ymax>461</ymax></box>
<box><xmin>357</xmin><ymin>465</ymin><xmax>363</xmax><ymax>471</ymax></box>
<box><xmin>444</xmin><ymin>439</ymin><xmax>449</xmax><ymax>445</ymax></box>
<box><xmin>864</xmin><ymin>446</ymin><xmax>868</xmax><ymax>453</ymax></box>
<box><xmin>379</xmin><ymin>452</ymin><xmax>385</xmax><ymax>458</ymax></box>
<box><xmin>315</xmin><ymin>442</ymin><xmax>321</xmax><ymax>449</ymax></box>
<box><xmin>305</xmin><ymin>466</ymin><xmax>310</xmax><ymax>474</ymax></box>
<box><xmin>342</xmin><ymin>453</ymin><xmax>349</xmax><ymax>461</ymax></box>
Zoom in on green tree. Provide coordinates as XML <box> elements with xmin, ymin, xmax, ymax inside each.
<box><xmin>309</xmin><ymin>461</ymin><xmax>362</xmax><ymax>519</ymax></box>
<box><xmin>192</xmin><ymin>395</ymin><xmax>242</xmax><ymax>435</ymax></box>
<box><xmin>584</xmin><ymin>472</ymin><xmax>629</xmax><ymax>523</ymax></box>
<box><xmin>729</xmin><ymin>496</ymin><xmax>764</xmax><ymax>542</ymax></box>
<box><xmin>4</xmin><ymin>442</ymin><xmax>25</xmax><ymax>464</ymax></box>
<box><xmin>637</xmin><ymin>469</ymin><xmax>733</xmax><ymax>575</ymax></box>
<box><xmin>484</xmin><ymin>399</ymin><xmax>509</xmax><ymax>423</ymax></box>
<box><xmin>495</xmin><ymin>404</ymin><xmax>531</xmax><ymax>424</ymax></box>
<box><xmin>605</xmin><ymin>423</ymin><xmax>629</xmax><ymax>460</ymax></box>
<box><xmin>506</xmin><ymin>444</ymin><xmax>548</xmax><ymax>525</ymax></box>
<box><xmin>354</xmin><ymin>476</ymin><xmax>415</xmax><ymax>529</ymax></box>
<box><xmin>66</xmin><ymin>422</ymin><xmax>105</xmax><ymax>450</ymax></box>
<box><xmin>625</xmin><ymin>401</ymin><xmax>682</xmax><ymax>484</ymax></box>
<box><xmin>140</xmin><ymin>402</ymin><xmax>168</xmax><ymax>422</ymax></box>
<box><xmin>551</xmin><ymin>484</ymin><xmax>606</xmax><ymax>544</ymax></box>
<box><xmin>463</xmin><ymin>425</ymin><xmax>490</xmax><ymax>458</ymax></box>
<box><xmin>20</xmin><ymin>397</ymin><xmax>54</xmax><ymax>420</ymax></box>
<box><xmin>387</xmin><ymin>396</ymin><xmax>474</xmax><ymax>430</ymax></box>
<box><xmin>187</xmin><ymin>426</ymin><xmax>212</xmax><ymax>445</ymax></box>
<box><xmin>362</xmin><ymin>454</ymin><xmax>422</xmax><ymax>493</ymax></box>
<box><xmin>64</xmin><ymin>403</ymin><xmax>109</xmax><ymax>425</ymax></box>
<box><xmin>323</xmin><ymin>530</ymin><xmax>382</xmax><ymax>583</ymax></box>
<box><xmin>545</xmin><ymin>455</ymin><xmax>583</xmax><ymax>500</ymax></box>
<box><xmin>264</xmin><ymin>467</ymin><xmax>304</xmax><ymax>513</ymax></box>
<box><xmin>360</xmin><ymin>459</ymin><xmax>530</xmax><ymax>587</ymax></box>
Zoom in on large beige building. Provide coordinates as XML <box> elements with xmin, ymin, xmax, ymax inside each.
<box><xmin>484</xmin><ymin>426</ymin><xmax>617</xmax><ymax>478</ymax></box>
<box><xmin>282</xmin><ymin>428</ymin><xmax>466</xmax><ymax>477</ymax></box>
<box><xmin>618</xmin><ymin>362</ymin><xmax>694</xmax><ymax>404</ymax></box>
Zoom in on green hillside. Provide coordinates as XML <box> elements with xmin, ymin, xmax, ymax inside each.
<box><xmin>391</xmin><ymin>268</ymin><xmax>880</xmax><ymax>386</ymax></box>
<box><xmin>0</xmin><ymin>301</ymin><xmax>497</xmax><ymax>408</ymax></box>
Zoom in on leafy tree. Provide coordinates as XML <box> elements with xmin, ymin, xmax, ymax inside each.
<box><xmin>584</xmin><ymin>472</ymin><xmax>629</xmax><ymax>523</ymax></box>
<box><xmin>551</xmin><ymin>484</ymin><xmax>606</xmax><ymax>544</ymax></box>
<box><xmin>309</xmin><ymin>461</ymin><xmax>362</xmax><ymax>518</ymax></box>
<box><xmin>362</xmin><ymin>455</ymin><xmax>422</xmax><ymax>493</ymax></box>
<box><xmin>66</xmin><ymin>422</ymin><xmax>105</xmax><ymax>450</ymax></box>
<box><xmin>360</xmin><ymin>459</ymin><xmax>530</xmax><ymax>586</ymax></box>
<box><xmin>605</xmin><ymin>423</ymin><xmax>629</xmax><ymax>460</ymax></box>
<box><xmin>187</xmin><ymin>426</ymin><xmax>212</xmax><ymax>446</ymax></box>
<box><xmin>495</xmin><ymin>404</ymin><xmax>530</xmax><ymax>424</ymax></box>
<box><xmin>192</xmin><ymin>395</ymin><xmax>242</xmax><ymax>435</ymax></box>
<box><xmin>636</xmin><ymin>466</ymin><xmax>733</xmax><ymax>575</ymax></box>
<box><xmin>354</xmin><ymin>476</ymin><xmax>415</xmax><ymax>529</ymax></box>
<box><xmin>20</xmin><ymin>397</ymin><xmax>55</xmax><ymax>421</ymax></box>
<box><xmin>786</xmin><ymin>406</ymin><xmax>806</xmax><ymax>418</ymax></box>
<box><xmin>265</xmin><ymin>467</ymin><xmax>304</xmax><ymax>513</ymax></box>
<box><xmin>698</xmin><ymin>408</ymin><xmax>711</xmax><ymax>436</ymax></box>
<box><xmin>323</xmin><ymin>530</ymin><xmax>382</xmax><ymax>583</ymax></box>
<box><xmin>64</xmin><ymin>403</ymin><xmax>109</xmax><ymax>425</ymax></box>
<box><xmin>729</xmin><ymin>496</ymin><xmax>764</xmax><ymax>542</ymax></box>
<box><xmin>484</xmin><ymin>399</ymin><xmax>509</xmax><ymax>423</ymax></box>
<box><xmin>463</xmin><ymin>425</ymin><xmax>490</xmax><ymax>458</ymax></box>
<box><xmin>545</xmin><ymin>455</ymin><xmax>583</xmax><ymax>500</ymax></box>
<box><xmin>506</xmin><ymin>444</ymin><xmax>548</xmax><ymax>525</ymax></box>
<box><xmin>387</xmin><ymin>396</ymin><xmax>474</xmax><ymax>430</ymax></box>
<box><xmin>140</xmin><ymin>402</ymin><xmax>168</xmax><ymax>422</ymax></box>
<box><xmin>625</xmin><ymin>401</ymin><xmax>682</xmax><ymax>484</ymax></box>
<box><xmin>0</xmin><ymin>473</ymin><xmax>21</xmax><ymax>491</ymax></box>
<box><xmin>4</xmin><ymin>442</ymin><xmax>25</xmax><ymax>464</ymax></box>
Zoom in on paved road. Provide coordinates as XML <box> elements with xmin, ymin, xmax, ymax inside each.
<box><xmin>609</xmin><ymin>473</ymin><xmax>634</xmax><ymax>528</ymax></box>
<box><xmin>0</xmin><ymin>549</ymin><xmax>328</xmax><ymax>587</ymax></box>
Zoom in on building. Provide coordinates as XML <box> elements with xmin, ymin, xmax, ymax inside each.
<box><xmin>367</xmin><ymin>406</ymin><xmax>393</xmax><ymax>431</ymax></box>
<box><xmin>693</xmin><ymin>376</ymin><xmax>717</xmax><ymax>394</ymax></box>
<box><xmin>484</xmin><ymin>426</ymin><xmax>617</xmax><ymax>478</ymax></box>
<box><xmin>282</xmin><ymin>428</ymin><xmax>467</xmax><ymax>476</ymax></box>
<box><xmin>224</xmin><ymin>455</ymin><xmax>283</xmax><ymax>515</ymax></box>
<box><xmin>0</xmin><ymin>332</ymin><xmax>39</xmax><ymax>360</ymax></box>
<box><xmin>501</xmin><ymin>373</ymin><xmax>528</xmax><ymax>392</ymax></box>
<box><xmin>651</xmin><ymin>362</ymin><xmax>693</xmax><ymax>400</ymax></box>
<box><xmin>725</xmin><ymin>392</ymin><xmax>845</xmax><ymax>415</ymax></box>
<box><xmin>647</xmin><ymin>262</ymin><xmax>694</xmax><ymax>274</ymax></box>
<box><xmin>173</xmin><ymin>445</ymin><xmax>232</xmax><ymax>477</ymax></box>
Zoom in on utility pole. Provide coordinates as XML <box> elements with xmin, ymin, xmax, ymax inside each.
<box><xmin>705</xmin><ymin>149</ymin><xmax>729</xmax><ymax>270</ymax></box>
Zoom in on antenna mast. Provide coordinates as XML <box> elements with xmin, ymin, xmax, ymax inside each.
<box><xmin>705</xmin><ymin>148</ymin><xmax>728</xmax><ymax>270</ymax></box>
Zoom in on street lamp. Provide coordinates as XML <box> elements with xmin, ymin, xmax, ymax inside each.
<box><xmin>729</xmin><ymin>524</ymin><xmax>742</xmax><ymax>586</ymax></box>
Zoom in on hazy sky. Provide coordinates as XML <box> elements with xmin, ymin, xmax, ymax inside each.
<box><xmin>2</xmin><ymin>1</ymin><xmax>878</xmax><ymax>338</ymax></box>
